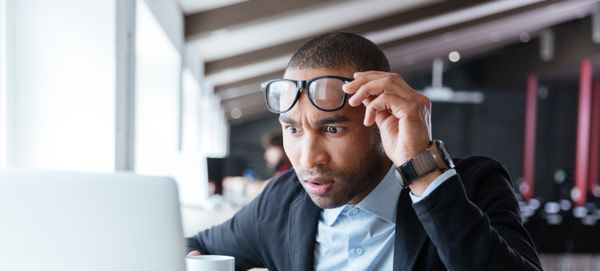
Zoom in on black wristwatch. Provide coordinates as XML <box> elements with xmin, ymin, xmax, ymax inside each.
<box><xmin>395</xmin><ymin>140</ymin><xmax>454</xmax><ymax>188</ymax></box>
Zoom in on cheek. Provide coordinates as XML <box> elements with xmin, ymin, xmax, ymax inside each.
<box><xmin>331</xmin><ymin>130</ymin><xmax>377</xmax><ymax>167</ymax></box>
<box><xmin>328</xmin><ymin>139</ymin><xmax>359</xmax><ymax>167</ymax></box>
<box><xmin>282</xmin><ymin>136</ymin><xmax>298</xmax><ymax>164</ymax></box>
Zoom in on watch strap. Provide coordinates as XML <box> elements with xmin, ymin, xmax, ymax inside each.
<box><xmin>411</xmin><ymin>150</ymin><xmax>438</xmax><ymax>176</ymax></box>
<box><xmin>395</xmin><ymin>140</ymin><xmax>449</xmax><ymax>188</ymax></box>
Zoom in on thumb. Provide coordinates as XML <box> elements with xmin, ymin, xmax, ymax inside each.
<box><xmin>187</xmin><ymin>250</ymin><xmax>201</xmax><ymax>256</ymax></box>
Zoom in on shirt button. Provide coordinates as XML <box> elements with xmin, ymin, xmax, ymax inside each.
<box><xmin>355</xmin><ymin>247</ymin><xmax>364</xmax><ymax>256</ymax></box>
<box><xmin>348</xmin><ymin>208</ymin><xmax>358</xmax><ymax>216</ymax></box>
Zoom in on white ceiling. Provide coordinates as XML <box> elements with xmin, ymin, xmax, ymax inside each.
<box><xmin>178</xmin><ymin>0</ymin><xmax>246</xmax><ymax>15</ymax></box>
<box><xmin>190</xmin><ymin>0</ymin><xmax>440</xmax><ymax>62</ymax></box>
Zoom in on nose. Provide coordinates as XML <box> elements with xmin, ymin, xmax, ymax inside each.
<box><xmin>299</xmin><ymin>134</ymin><xmax>329</xmax><ymax>169</ymax></box>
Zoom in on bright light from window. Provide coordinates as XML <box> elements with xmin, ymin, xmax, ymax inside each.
<box><xmin>0</xmin><ymin>0</ymin><xmax>8</xmax><ymax>168</ymax></box>
<box><xmin>135</xmin><ymin>0</ymin><xmax>181</xmax><ymax>176</ymax></box>
<box><xmin>181</xmin><ymin>69</ymin><xmax>200</xmax><ymax>153</ymax></box>
<box><xmin>177</xmin><ymin>68</ymin><xmax>209</xmax><ymax>203</ymax></box>
<box><xmin>7</xmin><ymin>0</ymin><xmax>116</xmax><ymax>171</ymax></box>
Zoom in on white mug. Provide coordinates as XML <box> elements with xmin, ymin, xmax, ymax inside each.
<box><xmin>185</xmin><ymin>255</ymin><xmax>235</xmax><ymax>271</ymax></box>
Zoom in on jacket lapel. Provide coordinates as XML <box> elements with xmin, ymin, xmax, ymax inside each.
<box><xmin>394</xmin><ymin>189</ymin><xmax>427</xmax><ymax>271</ymax></box>
<box><xmin>289</xmin><ymin>193</ymin><xmax>321</xmax><ymax>271</ymax></box>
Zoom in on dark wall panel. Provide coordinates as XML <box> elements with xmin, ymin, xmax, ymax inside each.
<box><xmin>229</xmin><ymin>115</ymin><xmax>280</xmax><ymax>180</ymax></box>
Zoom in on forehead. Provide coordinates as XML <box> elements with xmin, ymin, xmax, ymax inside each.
<box><xmin>283</xmin><ymin>67</ymin><xmax>354</xmax><ymax>80</ymax></box>
<box><xmin>281</xmin><ymin>68</ymin><xmax>364</xmax><ymax>123</ymax></box>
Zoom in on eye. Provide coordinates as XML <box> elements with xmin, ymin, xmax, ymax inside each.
<box><xmin>325</xmin><ymin>126</ymin><xmax>342</xmax><ymax>134</ymax></box>
<box><xmin>285</xmin><ymin>125</ymin><xmax>300</xmax><ymax>135</ymax></box>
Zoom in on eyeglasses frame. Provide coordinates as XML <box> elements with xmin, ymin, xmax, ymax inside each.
<box><xmin>260</xmin><ymin>75</ymin><xmax>352</xmax><ymax>113</ymax></box>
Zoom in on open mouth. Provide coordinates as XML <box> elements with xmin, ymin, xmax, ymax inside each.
<box><xmin>304</xmin><ymin>177</ymin><xmax>334</xmax><ymax>196</ymax></box>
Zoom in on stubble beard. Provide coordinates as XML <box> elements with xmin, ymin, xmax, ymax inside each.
<box><xmin>297</xmin><ymin>141</ymin><xmax>389</xmax><ymax>209</ymax></box>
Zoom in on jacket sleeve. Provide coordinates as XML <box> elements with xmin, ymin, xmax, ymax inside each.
<box><xmin>412</xmin><ymin>158</ymin><xmax>542</xmax><ymax>270</ymax></box>
<box><xmin>186</xmin><ymin>190</ymin><xmax>266</xmax><ymax>270</ymax></box>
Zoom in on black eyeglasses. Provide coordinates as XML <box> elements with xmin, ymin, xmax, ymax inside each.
<box><xmin>260</xmin><ymin>75</ymin><xmax>352</xmax><ymax>113</ymax></box>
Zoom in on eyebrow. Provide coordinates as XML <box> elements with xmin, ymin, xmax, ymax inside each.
<box><xmin>279</xmin><ymin>114</ymin><xmax>298</xmax><ymax>125</ymax></box>
<box><xmin>315</xmin><ymin>115</ymin><xmax>350</xmax><ymax>126</ymax></box>
<box><xmin>278</xmin><ymin>114</ymin><xmax>350</xmax><ymax>126</ymax></box>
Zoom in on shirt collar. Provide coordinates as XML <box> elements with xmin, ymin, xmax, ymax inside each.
<box><xmin>321</xmin><ymin>204</ymin><xmax>345</xmax><ymax>226</ymax></box>
<box><xmin>321</xmin><ymin>166</ymin><xmax>401</xmax><ymax>226</ymax></box>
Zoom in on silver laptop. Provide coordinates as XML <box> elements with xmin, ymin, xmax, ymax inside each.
<box><xmin>0</xmin><ymin>168</ymin><xmax>187</xmax><ymax>271</ymax></box>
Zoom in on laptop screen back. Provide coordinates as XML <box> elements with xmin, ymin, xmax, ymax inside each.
<box><xmin>0</xmin><ymin>169</ymin><xmax>186</xmax><ymax>271</ymax></box>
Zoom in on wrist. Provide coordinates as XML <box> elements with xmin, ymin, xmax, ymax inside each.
<box><xmin>392</xmin><ymin>141</ymin><xmax>430</xmax><ymax>166</ymax></box>
<box><xmin>408</xmin><ymin>170</ymin><xmax>442</xmax><ymax>197</ymax></box>
<box><xmin>394</xmin><ymin>139</ymin><xmax>454</xmax><ymax>189</ymax></box>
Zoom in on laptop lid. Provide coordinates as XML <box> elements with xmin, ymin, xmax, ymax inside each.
<box><xmin>0</xmin><ymin>169</ymin><xmax>186</xmax><ymax>271</ymax></box>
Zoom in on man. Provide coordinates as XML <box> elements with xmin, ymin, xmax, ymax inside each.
<box><xmin>187</xmin><ymin>33</ymin><xmax>541</xmax><ymax>270</ymax></box>
<box><xmin>262</xmin><ymin>131</ymin><xmax>292</xmax><ymax>178</ymax></box>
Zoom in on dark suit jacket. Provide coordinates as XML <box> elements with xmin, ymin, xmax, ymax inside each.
<box><xmin>187</xmin><ymin>156</ymin><xmax>542</xmax><ymax>270</ymax></box>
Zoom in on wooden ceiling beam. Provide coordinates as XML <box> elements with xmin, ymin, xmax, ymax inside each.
<box><xmin>204</xmin><ymin>0</ymin><xmax>480</xmax><ymax>75</ymax></box>
<box><xmin>185</xmin><ymin>0</ymin><xmax>337</xmax><ymax>40</ymax></box>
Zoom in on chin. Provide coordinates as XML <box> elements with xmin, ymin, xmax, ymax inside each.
<box><xmin>308</xmin><ymin>195</ymin><xmax>346</xmax><ymax>209</ymax></box>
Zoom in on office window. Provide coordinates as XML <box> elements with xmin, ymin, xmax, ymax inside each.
<box><xmin>0</xmin><ymin>0</ymin><xmax>8</xmax><ymax>168</ymax></box>
<box><xmin>134</xmin><ymin>0</ymin><xmax>181</xmax><ymax>176</ymax></box>
<box><xmin>5</xmin><ymin>0</ymin><xmax>116</xmax><ymax>171</ymax></box>
<box><xmin>181</xmin><ymin>69</ymin><xmax>200</xmax><ymax>153</ymax></box>
<box><xmin>200</xmin><ymin>91</ymin><xmax>228</xmax><ymax>158</ymax></box>
<box><xmin>171</xmin><ymin>68</ymin><xmax>208</xmax><ymax>204</ymax></box>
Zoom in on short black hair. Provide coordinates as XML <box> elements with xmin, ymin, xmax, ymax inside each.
<box><xmin>286</xmin><ymin>32</ymin><xmax>390</xmax><ymax>72</ymax></box>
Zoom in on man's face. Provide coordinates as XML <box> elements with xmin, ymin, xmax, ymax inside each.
<box><xmin>280</xmin><ymin>68</ymin><xmax>389</xmax><ymax>209</ymax></box>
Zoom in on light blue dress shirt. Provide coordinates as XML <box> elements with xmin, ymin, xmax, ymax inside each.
<box><xmin>314</xmin><ymin>167</ymin><xmax>457</xmax><ymax>270</ymax></box>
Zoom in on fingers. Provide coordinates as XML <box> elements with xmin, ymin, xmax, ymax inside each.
<box><xmin>343</xmin><ymin>71</ymin><xmax>390</xmax><ymax>94</ymax></box>
<box><xmin>187</xmin><ymin>250</ymin><xmax>201</xmax><ymax>256</ymax></box>
<box><xmin>362</xmin><ymin>97</ymin><xmax>377</xmax><ymax>126</ymax></box>
<box><xmin>342</xmin><ymin>71</ymin><xmax>430</xmax><ymax>132</ymax></box>
<box><xmin>364</xmin><ymin>92</ymin><xmax>431</xmax><ymax>128</ymax></box>
<box><xmin>343</xmin><ymin>72</ymin><xmax>415</xmax><ymax>107</ymax></box>
<box><xmin>362</xmin><ymin>95</ymin><xmax>392</xmax><ymax>127</ymax></box>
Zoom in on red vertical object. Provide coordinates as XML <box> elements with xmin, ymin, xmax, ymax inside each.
<box><xmin>589</xmin><ymin>78</ymin><xmax>600</xmax><ymax>196</ymax></box>
<box><xmin>574</xmin><ymin>59</ymin><xmax>593</xmax><ymax>206</ymax></box>
<box><xmin>522</xmin><ymin>74</ymin><xmax>538</xmax><ymax>202</ymax></box>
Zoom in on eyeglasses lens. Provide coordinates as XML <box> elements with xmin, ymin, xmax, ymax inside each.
<box><xmin>308</xmin><ymin>78</ymin><xmax>345</xmax><ymax>110</ymax></box>
<box><xmin>267</xmin><ymin>81</ymin><xmax>297</xmax><ymax>112</ymax></box>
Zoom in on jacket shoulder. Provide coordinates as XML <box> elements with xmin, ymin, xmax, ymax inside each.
<box><xmin>262</xmin><ymin>169</ymin><xmax>304</xmax><ymax>200</ymax></box>
<box><xmin>454</xmin><ymin>156</ymin><xmax>511</xmax><ymax>185</ymax></box>
<box><xmin>452</xmin><ymin>156</ymin><xmax>518</xmax><ymax>205</ymax></box>
<box><xmin>252</xmin><ymin>169</ymin><xmax>307</xmax><ymax>223</ymax></box>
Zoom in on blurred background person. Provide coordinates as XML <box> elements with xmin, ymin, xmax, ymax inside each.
<box><xmin>262</xmin><ymin>131</ymin><xmax>292</xmax><ymax>178</ymax></box>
